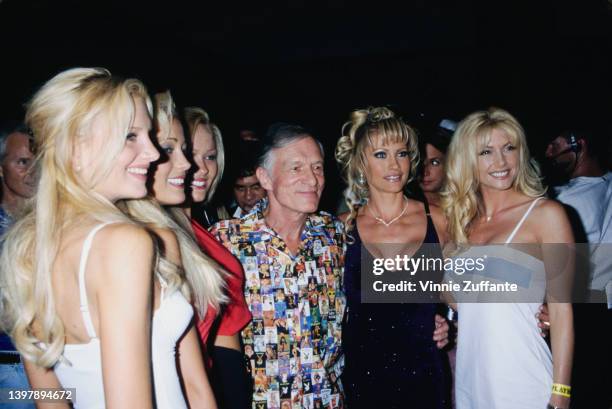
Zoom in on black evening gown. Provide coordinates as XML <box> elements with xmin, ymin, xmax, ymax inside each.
<box><xmin>341</xmin><ymin>202</ymin><xmax>451</xmax><ymax>409</ymax></box>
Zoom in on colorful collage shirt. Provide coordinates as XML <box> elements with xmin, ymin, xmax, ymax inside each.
<box><xmin>210</xmin><ymin>200</ymin><xmax>346</xmax><ymax>409</ymax></box>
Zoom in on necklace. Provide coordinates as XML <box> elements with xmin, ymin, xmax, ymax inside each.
<box><xmin>368</xmin><ymin>196</ymin><xmax>409</xmax><ymax>227</ymax></box>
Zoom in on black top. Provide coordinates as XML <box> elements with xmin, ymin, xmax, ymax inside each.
<box><xmin>342</xmin><ymin>200</ymin><xmax>451</xmax><ymax>409</ymax></box>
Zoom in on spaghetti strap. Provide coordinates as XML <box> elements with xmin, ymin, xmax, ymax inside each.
<box><xmin>505</xmin><ymin>198</ymin><xmax>543</xmax><ymax>244</ymax></box>
<box><xmin>423</xmin><ymin>198</ymin><xmax>431</xmax><ymax>216</ymax></box>
<box><xmin>78</xmin><ymin>222</ymin><xmax>114</xmax><ymax>339</ymax></box>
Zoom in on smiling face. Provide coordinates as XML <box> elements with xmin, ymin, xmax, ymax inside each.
<box><xmin>0</xmin><ymin>132</ymin><xmax>35</xmax><ymax>204</ymax></box>
<box><xmin>363</xmin><ymin>133</ymin><xmax>411</xmax><ymax>195</ymax></box>
<box><xmin>87</xmin><ymin>96</ymin><xmax>160</xmax><ymax>202</ymax></box>
<box><xmin>476</xmin><ymin>128</ymin><xmax>519</xmax><ymax>193</ymax></box>
<box><xmin>419</xmin><ymin>143</ymin><xmax>445</xmax><ymax>193</ymax></box>
<box><xmin>257</xmin><ymin>136</ymin><xmax>324</xmax><ymax>216</ymax></box>
<box><xmin>190</xmin><ymin>123</ymin><xmax>218</xmax><ymax>203</ymax></box>
<box><xmin>151</xmin><ymin>118</ymin><xmax>191</xmax><ymax>205</ymax></box>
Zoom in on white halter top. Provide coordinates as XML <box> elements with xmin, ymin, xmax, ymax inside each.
<box><xmin>54</xmin><ymin>223</ymin><xmax>193</xmax><ymax>408</ymax></box>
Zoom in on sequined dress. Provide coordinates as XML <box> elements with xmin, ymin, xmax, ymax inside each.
<box><xmin>342</xmin><ymin>202</ymin><xmax>451</xmax><ymax>408</ymax></box>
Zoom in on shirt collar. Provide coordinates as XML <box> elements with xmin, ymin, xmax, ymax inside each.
<box><xmin>243</xmin><ymin>198</ymin><xmax>328</xmax><ymax>242</ymax></box>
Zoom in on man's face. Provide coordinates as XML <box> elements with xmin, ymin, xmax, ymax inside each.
<box><xmin>234</xmin><ymin>174</ymin><xmax>266</xmax><ymax>212</ymax></box>
<box><xmin>1</xmin><ymin>132</ymin><xmax>35</xmax><ymax>202</ymax></box>
<box><xmin>257</xmin><ymin>136</ymin><xmax>324</xmax><ymax>216</ymax></box>
<box><xmin>545</xmin><ymin>135</ymin><xmax>575</xmax><ymax>174</ymax></box>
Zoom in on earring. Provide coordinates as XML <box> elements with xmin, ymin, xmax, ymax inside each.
<box><xmin>357</xmin><ymin>172</ymin><xmax>366</xmax><ymax>186</ymax></box>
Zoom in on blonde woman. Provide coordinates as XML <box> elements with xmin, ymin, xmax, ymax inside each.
<box><xmin>178</xmin><ymin>107</ymin><xmax>251</xmax><ymax>409</ymax></box>
<box><xmin>441</xmin><ymin>108</ymin><xmax>574</xmax><ymax>409</ymax></box>
<box><xmin>335</xmin><ymin>107</ymin><xmax>451</xmax><ymax>409</ymax></box>
<box><xmin>0</xmin><ymin>68</ymin><xmax>160</xmax><ymax>408</ymax></box>
<box><xmin>122</xmin><ymin>92</ymin><xmax>227</xmax><ymax>408</ymax></box>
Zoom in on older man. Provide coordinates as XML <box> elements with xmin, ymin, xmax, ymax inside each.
<box><xmin>212</xmin><ymin>123</ymin><xmax>448</xmax><ymax>408</ymax></box>
<box><xmin>0</xmin><ymin>123</ymin><xmax>35</xmax><ymax>233</ymax></box>
<box><xmin>0</xmin><ymin>122</ymin><xmax>35</xmax><ymax>409</ymax></box>
<box><xmin>212</xmin><ymin>124</ymin><xmax>345</xmax><ymax>408</ymax></box>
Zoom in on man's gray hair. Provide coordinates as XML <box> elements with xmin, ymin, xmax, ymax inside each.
<box><xmin>0</xmin><ymin>122</ymin><xmax>29</xmax><ymax>163</ymax></box>
<box><xmin>257</xmin><ymin>123</ymin><xmax>324</xmax><ymax>171</ymax></box>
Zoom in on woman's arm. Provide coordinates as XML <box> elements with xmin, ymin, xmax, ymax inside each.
<box><xmin>214</xmin><ymin>333</ymin><xmax>241</xmax><ymax>351</ymax></box>
<box><xmin>537</xmin><ymin>200</ymin><xmax>574</xmax><ymax>408</ymax></box>
<box><xmin>178</xmin><ymin>325</ymin><xmax>218</xmax><ymax>409</ymax></box>
<box><xmin>23</xmin><ymin>361</ymin><xmax>71</xmax><ymax>409</ymax></box>
<box><xmin>95</xmin><ymin>224</ymin><xmax>155</xmax><ymax>409</ymax></box>
<box><xmin>547</xmin><ymin>302</ymin><xmax>574</xmax><ymax>408</ymax></box>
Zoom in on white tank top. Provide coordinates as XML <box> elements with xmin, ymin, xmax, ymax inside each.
<box><xmin>453</xmin><ymin>198</ymin><xmax>553</xmax><ymax>409</ymax></box>
<box><xmin>53</xmin><ymin>223</ymin><xmax>193</xmax><ymax>409</ymax></box>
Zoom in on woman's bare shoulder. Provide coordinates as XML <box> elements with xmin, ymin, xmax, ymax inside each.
<box><xmin>531</xmin><ymin>197</ymin><xmax>567</xmax><ymax>223</ymax></box>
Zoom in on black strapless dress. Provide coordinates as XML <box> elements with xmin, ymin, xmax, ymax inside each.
<box><xmin>341</xmin><ymin>201</ymin><xmax>451</xmax><ymax>409</ymax></box>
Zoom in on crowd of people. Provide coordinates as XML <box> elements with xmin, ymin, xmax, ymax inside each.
<box><xmin>0</xmin><ymin>67</ymin><xmax>610</xmax><ymax>409</ymax></box>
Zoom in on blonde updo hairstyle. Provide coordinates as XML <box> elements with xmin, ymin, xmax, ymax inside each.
<box><xmin>0</xmin><ymin>67</ymin><xmax>151</xmax><ymax>367</ymax></box>
<box><xmin>335</xmin><ymin>106</ymin><xmax>419</xmax><ymax>233</ymax></box>
<box><xmin>441</xmin><ymin>107</ymin><xmax>545</xmax><ymax>246</ymax></box>
<box><xmin>184</xmin><ymin>107</ymin><xmax>225</xmax><ymax>202</ymax></box>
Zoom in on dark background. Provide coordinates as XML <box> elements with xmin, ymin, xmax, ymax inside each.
<box><xmin>1</xmin><ymin>0</ymin><xmax>610</xmax><ymax>210</ymax></box>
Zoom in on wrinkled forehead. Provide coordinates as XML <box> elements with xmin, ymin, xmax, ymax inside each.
<box><xmin>275</xmin><ymin>136</ymin><xmax>324</xmax><ymax>162</ymax></box>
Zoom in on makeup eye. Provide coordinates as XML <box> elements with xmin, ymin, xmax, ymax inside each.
<box><xmin>374</xmin><ymin>151</ymin><xmax>387</xmax><ymax>159</ymax></box>
<box><xmin>181</xmin><ymin>144</ymin><xmax>188</xmax><ymax>152</ymax></box>
<box><xmin>479</xmin><ymin>149</ymin><xmax>491</xmax><ymax>156</ymax></box>
<box><xmin>504</xmin><ymin>145</ymin><xmax>516</xmax><ymax>152</ymax></box>
<box><xmin>126</xmin><ymin>132</ymin><xmax>137</xmax><ymax>142</ymax></box>
<box><xmin>162</xmin><ymin>145</ymin><xmax>174</xmax><ymax>155</ymax></box>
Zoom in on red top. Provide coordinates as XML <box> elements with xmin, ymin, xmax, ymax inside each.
<box><xmin>191</xmin><ymin>219</ymin><xmax>251</xmax><ymax>345</ymax></box>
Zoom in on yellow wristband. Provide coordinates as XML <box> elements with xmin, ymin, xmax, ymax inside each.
<box><xmin>551</xmin><ymin>383</ymin><xmax>571</xmax><ymax>398</ymax></box>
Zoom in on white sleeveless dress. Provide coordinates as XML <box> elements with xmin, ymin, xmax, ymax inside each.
<box><xmin>451</xmin><ymin>199</ymin><xmax>554</xmax><ymax>409</ymax></box>
<box><xmin>54</xmin><ymin>223</ymin><xmax>193</xmax><ymax>408</ymax></box>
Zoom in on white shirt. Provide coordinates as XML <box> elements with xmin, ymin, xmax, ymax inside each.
<box><xmin>554</xmin><ymin>172</ymin><xmax>612</xmax><ymax>291</ymax></box>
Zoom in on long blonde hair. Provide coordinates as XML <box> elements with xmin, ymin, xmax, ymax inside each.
<box><xmin>122</xmin><ymin>92</ymin><xmax>227</xmax><ymax>318</ymax></box>
<box><xmin>0</xmin><ymin>68</ymin><xmax>151</xmax><ymax>367</ymax></box>
<box><xmin>335</xmin><ymin>106</ymin><xmax>419</xmax><ymax>233</ymax></box>
<box><xmin>441</xmin><ymin>107</ymin><xmax>545</xmax><ymax>245</ymax></box>
<box><xmin>184</xmin><ymin>107</ymin><xmax>225</xmax><ymax>202</ymax></box>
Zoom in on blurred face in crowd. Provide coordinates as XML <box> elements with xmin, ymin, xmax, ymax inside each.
<box><xmin>152</xmin><ymin>118</ymin><xmax>191</xmax><ymax>205</ymax></box>
<box><xmin>477</xmin><ymin>128</ymin><xmax>519</xmax><ymax>193</ymax></box>
<box><xmin>545</xmin><ymin>135</ymin><xmax>577</xmax><ymax>175</ymax></box>
<box><xmin>257</xmin><ymin>136</ymin><xmax>324</xmax><ymax>216</ymax></box>
<box><xmin>190</xmin><ymin>123</ymin><xmax>218</xmax><ymax>203</ymax></box>
<box><xmin>419</xmin><ymin>143</ymin><xmax>445</xmax><ymax>193</ymax></box>
<box><xmin>234</xmin><ymin>173</ymin><xmax>266</xmax><ymax>212</ymax></box>
<box><xmin>0</xmin><ymin>132</ymin><xmax>35</xmax><ymax>204</ymax></box>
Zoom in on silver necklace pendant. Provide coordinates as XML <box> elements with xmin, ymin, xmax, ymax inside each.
<box><xmin>369</xmin><ymin>197</ymin><xmax>409</xmax><ymax>227</ymax></box>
